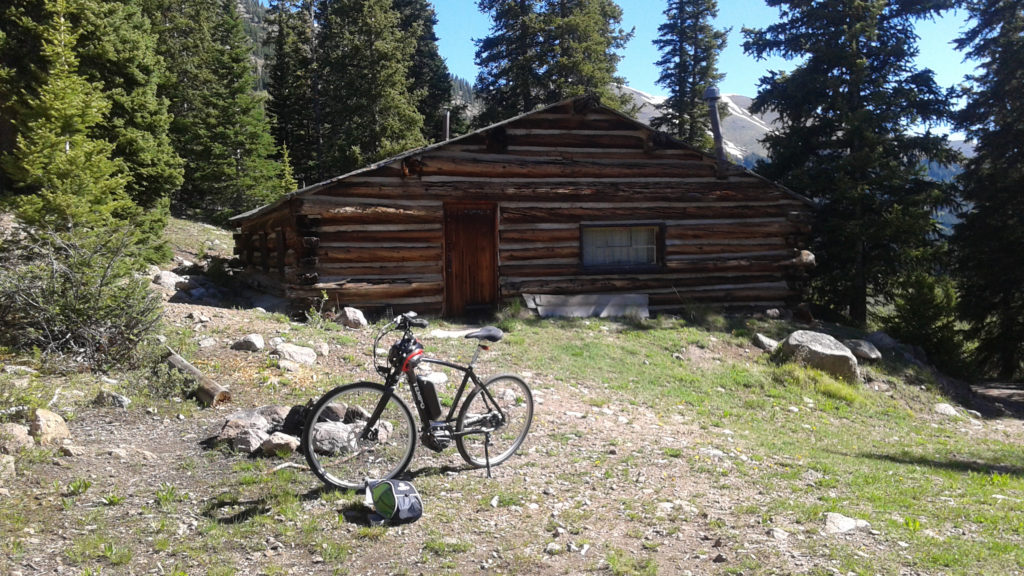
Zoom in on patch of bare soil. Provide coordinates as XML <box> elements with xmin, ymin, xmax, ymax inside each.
<box><xmin>3</xmin><ymin>261</ymin><xmax>1023</xmax><ymax>576</ymax></box>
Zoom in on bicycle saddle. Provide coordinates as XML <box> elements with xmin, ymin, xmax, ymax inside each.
<box><xmin>465</xmin><ymin>326</ymin><xmax>504</xmax><ymax>342</ymax></box>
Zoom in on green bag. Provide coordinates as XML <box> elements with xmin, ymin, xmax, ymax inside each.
<box><xmin>364</xmin><ymin>479</ymin><xmax>423</xmax><ymax>525</ymax></box>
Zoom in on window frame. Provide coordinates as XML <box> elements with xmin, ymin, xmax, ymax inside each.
<box><xmin>579</xmin><ymin>222</ymin><xmax>666</xmax><ymax>273</ymax></box>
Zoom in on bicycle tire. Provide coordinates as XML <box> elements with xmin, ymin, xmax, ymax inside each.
<box><xmin>455</xmin><ymin>374</ymin><xmax>533</xmax><ymax>468</ymax></box>
<box><xmin>302</xmin><ymin>382</ymin><xmax>416</xmax><ymax>490</ymax></box>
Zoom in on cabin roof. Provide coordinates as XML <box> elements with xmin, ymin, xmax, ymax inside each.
<box><xmin>230</xmin><ymin>95</ymin><xmax>813</xmax><ymax>224</ymax></box>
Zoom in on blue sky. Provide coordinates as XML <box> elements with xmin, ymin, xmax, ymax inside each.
<box><xmin>432</xmin><ymin>1</ymin><xmax>977</xmax><ymax>99</ymax></box>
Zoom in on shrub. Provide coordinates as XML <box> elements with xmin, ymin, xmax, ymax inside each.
<box><xmin>877</xmin><ymin>272</ymin><xmax>968</xmax><ymax>377</ymax></box>
<box><xmin>0</xmin><ymin>222</ymin><xmax>161</xmax><ymax>368</ymax></box>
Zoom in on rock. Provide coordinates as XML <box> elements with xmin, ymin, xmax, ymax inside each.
<box><xmin>778</xmin><ymin>330</ymin><xmax>862</xmax><ymax>384</ymax></box>
<box><xmin>153</xmin><ymin>270</ymin><xmax>184</xmax><ymax>290</ymax></box>
<box><xmin>29</xmin><ymin>409</ymin><xmax>70</xmax><ymax>446</ymax></box>
<box><xmin>231</xmin><ymin>334</ymin><xmax>265</xmax><ymax>352</ymax></box>
<box><xmin>0</xmin><ymin>423</ymin><xmax>34</xmax><ymax>454</ymax></box>
<box><xmin>765</xmin><ymin>308</ymin><xmax>782</xmax><ymax>319</ymax></box>
<box><xmin>712</xmin><ymin>553</ymin><xmax>728</xmax><ymax>563</ymax></box>
<box><xmin>2</xmin><ymin>365</ymin><xmax>36</xmax><ymax>375</ymax></box>
<box><xmin>185</xmin><ymin>311</ymin><xmax>210</xmax><ymax>323</ymax></box>
<box><xmin>793</xmin><ymin>302</ymin><xmax>815</xmax><ymax>324</ymax></box>
<box><xmin>93</xmin><ymin>390</ymin><xmax>131</xmax><ymax>409</ymax></box>
<box><xmin>217</xmin><ymin>411</ymin><xmax>271</xmax><ymax>445</ymax></box>
<box><xmin>0</xmin><ymin>454</ymin><xmax>15</xmax><ymax>481</ymax></box>
<box><xmin>60</xmin><ymin>445</ymin><xmax>88</xmax><ymax>457</ymax></box>
<box><xmin>866</xmin><ymin>331</ymin><xmax>900</xmax><ymax>350</ymax></box>
<box><xmin>257</xmin><ymin>405</ymin><xmax>291</xmax><ymax>431</ymax></box>
<box><xmin>753</xmin><ymin>333</ymin><xmax>779</xmax><ymax>351</ymax></box>
<box><xmin>278</xmin><ymin>360</ymin><xmax>302</xmax><ymax>373</ymax></box>
<box><xmin>844</xmin><ymin>339</ymin><xmax>883</xmax><ymax>362</ymax></box>
<box><xmin>823</xmin><ymin>512</ymin><xmax>870</xmax><ymax>534</ymax></box>
<box><xmin>198</xmin><ymin>337</ymin><xmax>218</xmax><ymax>348</ymax></box>
<box><xmin>281</xmin><ymin>405</ymin><xmax>309</xmax><ymax>435</ymax></box>
<box><xmin>309</xmin><ymin>421</ymin><xmax>359</xmax><ymax>455</ymax></box>
<box><xmin>273</xmin><ymin>343</ymin><xmax>317</xmax><ymax>366</ymax></box>
<box><xmin>233</xmin><ymin>429</ymin><xmax>270</xmax><ymax>454</ymax></box>
<box><xmin>339</xmin><ymin>307</ymin><xmax>368</xmax><ymax>329</ymax></box>
<box><xmin>261</xmin><ymin>432</ymin><xmax>300</xmax><ymax>456</ymax></box>
<box><xmin>544</xmin><ymin>542</ymin><xmax>563</xmax><ymax>555</ymax></box>
<box><xmin>768</xmin><ymin>528</ymin><xmax>789</xmax><ymax>541</ymax></box>
<box><xmin>934</xmin><ymin>403</ymin><xmax>960</xmax><ymax>418</ymax></box>
<box><xmin>314</xmin><ymin>342</ymin><xmax>330</xmax><ymax>357</ymax></box>
<box><xmin>268</xmin><ymin>336</ymin><xmax>285</xmax><ymax>348</ymax></box>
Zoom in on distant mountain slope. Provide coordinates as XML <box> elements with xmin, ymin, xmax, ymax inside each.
<box><xmin>616</xmin><ymin>85</ymin><xmax>972</xmax><ymax>175</ymax></box>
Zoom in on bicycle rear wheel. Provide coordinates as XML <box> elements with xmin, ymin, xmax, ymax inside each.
<box><xmin>302</xmin><ymin>382</ymin><xmax>416</xmax><ymax>490</ymax></box>
<box><xmin>455</xmin><ymin>374</ymin><xmax>533</xmax><ymax>468</ymax></box>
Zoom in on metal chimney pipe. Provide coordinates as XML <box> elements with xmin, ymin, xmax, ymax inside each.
<box><xmin>444</xmin><ymin>109</ymin><xmax>451</xmax><ymax>141</ymax></box>
<box><xmin>703</xmin><ymin>86</ymin><xmax>728</xmax><ymax>173</ymax></box>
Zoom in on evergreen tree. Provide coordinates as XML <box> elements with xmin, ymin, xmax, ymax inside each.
<box><xmin>743</xmin><ymin>0</ymin><xmax>957</xmax><ymax>326</ymax></box>
<box><xmin>0</xmin><ymin>0</ymin><xmax>135</xmax><ymax>232</ymax></box>
<box><xmin>315</xmin><ymin>0</ymin><xmax>425</xmax><ymax>176</ymax></box>
<box><xmin>951</xmin><ymin>0</ymin><xmax>1024</xmax><ymax>380</ymax></box>
<box><xmin>147</xmin><ymin>0</ymin><xmax>289</xmax><ymax>221</ymax></box>
<box><xmin>651</xmin><ymin>0</ymin><xmax>727</xmax><ymax>149</ymax></box>
<box><xmin>474</xmin><ymin>0</ymin><xmax>547</xmax><ymax>124</ymax></box>
<box><xmin>267</xmin><ymin>0</ymin><xmax>317</xmax><ymax>187</ymax></box>
<box><xmin>540</xmin><ymin>0</ymin><xmax>633</xmax><ymax>110</ymax></box>
<box><xmin>393</xmin><ymin>0</ymin><xmax>455</xmax><ymax>142</ymax></box>
<box><xmin>474</xmin><ymin>0</ymin><xmax>633</xmax><ymax>123</ymax></box>
<box><xmin>2</xmin><ymin>0</ymin><xmax>180</xmax><ymax>256</ymax></box>
<box><xmin>74</xmin><ymin>0</ymin><xmax>182</xmax><ymax>259</ymax></box>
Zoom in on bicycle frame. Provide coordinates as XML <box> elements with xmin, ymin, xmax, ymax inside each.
<box><xmin>362</xmin><ymin>336</ymin><xmax>506</xmax><ymax>444</ymax></box>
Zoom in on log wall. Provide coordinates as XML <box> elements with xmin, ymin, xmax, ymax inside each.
<box><xmin>233</xmin><ymin>99</ymin><xmax>813</xmax><ymax>316</ymax></box>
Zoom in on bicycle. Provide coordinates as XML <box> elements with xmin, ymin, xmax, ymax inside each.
<box><xmin>301</xmin><ymin>311</ymin><xmax>534</xmax><ymax>490</ymax></box>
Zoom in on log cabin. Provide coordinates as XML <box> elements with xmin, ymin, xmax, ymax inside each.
<box><xmin>229</xmin><ymin>95</ymin><xmax>815</xmax><ymax>318</ymax></box>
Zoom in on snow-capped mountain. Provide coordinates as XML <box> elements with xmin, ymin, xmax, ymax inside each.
<box><xmin>616</xmin><ymin>85</ymin><xmax>774</xmax><ymax>164</ymax></box>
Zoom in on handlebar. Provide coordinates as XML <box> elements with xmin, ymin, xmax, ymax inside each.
<box><xmin>396</xmin><ymin>311</ymin><xmax>428</xmax><ymax>330</ymax></box>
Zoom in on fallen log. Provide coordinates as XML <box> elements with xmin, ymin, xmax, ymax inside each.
<box><xmin>164</xmin><ymin>346</ymin><xmax>231</xmax><ymax>407</ymax></box>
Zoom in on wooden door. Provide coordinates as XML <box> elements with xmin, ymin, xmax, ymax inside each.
<box><xmin>444</xmin><ymin>203</ymin><xmax>498</xmax><ymax>316</ymax></box>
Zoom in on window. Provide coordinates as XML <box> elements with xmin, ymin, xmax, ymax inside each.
<box><xmin>581</xmin><ymin>224</ymin><xmax>662</xmax><ymax>269</ymax></box>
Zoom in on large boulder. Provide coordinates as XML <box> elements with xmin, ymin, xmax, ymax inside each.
<box><xmin>231</xmin><ymin>334</ymin><xmax>265</xmax><ymax>352</ymax></box>
<box><xmin>778</xmin><ymin>331</ymin><xmax>862</xmax><ymax>384</ymax></box>
<box><xmin>844</xmin><ymin>339</ymin><xmax>883</xmax><ymax>362</ymax></box>
<box><xmin>0</xmin><ymin>423</ymin><xmax>35</xmax><ymax>454</ymax></box>
<box><xmin>339</xmin><ymin>307</ymin><xmax>368</xmax><ymax>329</ymax></box>
<box><xmin>272</xmin><ymin>343</ymin><xmax>317</xmax><ymax>366</ymax></box>
<box><xmin>30</xmin><ymin>409</ymin><xmax>71</xmax><ymax>446</ymax></box>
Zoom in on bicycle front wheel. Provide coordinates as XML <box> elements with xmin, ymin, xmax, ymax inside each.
<box><xmin>456</xmin><ymin>374</ymin><xmax>533</xmax><ymax>468</ymax></box>
<box><xmin>302</xmin><ymin>382</ymin><xmax>416</xmax><ymax>490</ymax></box>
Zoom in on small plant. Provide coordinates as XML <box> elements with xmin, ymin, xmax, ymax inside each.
<box><xmin>102</xmin><ymin>493</ymin><xmax>125</xmax><ymax>506</ymax></box>
<box><xmin>661</xmin><ymin>447</ymin><xmax>683</xmax><ymax>458</ymax></box>
<box><xmin>67</xmin><ymin>478</ymin><xmax>93</xmax><ymax>497</ymax></box>
<box><xmin>155</xmin><ymin>482</ymin><xmax>181</xmax><ymax>507</ymax></box>
<box><xmin>904</xmin><ymin>517</ymin><xmax>922</xmax><ymax>533</ymax></box>
<box><xmin>605</xmin><ymin>547</ymin><xmax>658</xmax><ymax>576</ymax></box>
<box><xmin>423</xmin><ymin>536</ymin><xmax>472</xmax><ymax>556</ymax></box>
<box><xmin>100</xmin><ymin>541</ymin><xmax>132</xmax><ymax>565</ymax></box>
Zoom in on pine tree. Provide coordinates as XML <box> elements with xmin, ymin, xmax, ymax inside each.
<box><xmin>540</xmin><ymin>0</ymin><xmax>633</xmax><ymax>110</ymax></box>
<box><xmin>474</xmin><ymin>0</ymin><xmax>633</xmax><ymax>123</ymax></box>
<box><xmin>148</xmin><ymin>0</ymin><xmax>289</xmax><ymax>221</ymax></box>
<box><xmin>393</xmin><ymin>0</ymin><xmax>455</xmax><ymax>143</ymax></box>
<box><xmin>74</xmin><ymin>0</ymin><xmax>182</xmax><ymax>260</ymax></box>
<box><xmin>315</xmin><ymin>0</ymin><xmax>425</xmax><ymax>176</ymax></box>
<box><xmin>2</xmin><ymin>0</ymin><xmax>180</xmax><ymax>255</ymax></box>
<box><xmin>743</xmin><ymin>0</ymin><xmax>957</xmax><ymax>326</ymax></box>
<box><xmin>0</xmin><ymin>0</ymin><xmax>135</xmax><ymax>232</ymax></box>
<box><xmin>474</xmin><ymin>0</ymin><xmax>547</xmax><ymax>124</ymax></box>
<box><xmin>267</xmin><ymin>0</ymin><xmax>318</xmax><ymax>187</ymax></box>
<box><xmin>951</xmin><ymin>0</ymin><xmax>1024</xmax><ymax>380</ymax></box>
<box><xmin>651</xmin><ymin>0</ymin><xmax>727</xmax><ymax>149</ymax></box>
